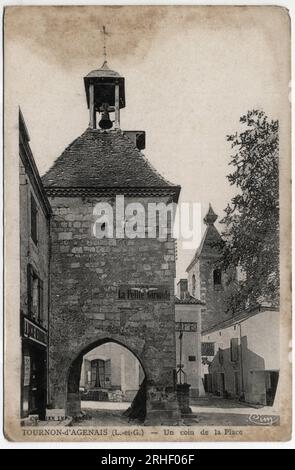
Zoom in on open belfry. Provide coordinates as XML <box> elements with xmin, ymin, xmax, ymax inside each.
<box><xmin>41</xmin><ymin>51</ymin><xmax>181</xmax><ymax>423</ymax></box>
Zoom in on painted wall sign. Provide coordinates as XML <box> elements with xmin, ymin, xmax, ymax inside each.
<box><xmin>23</xmin><ymin>316</ymin><xmax>47</xmax><ymax>346</ymax></box>
<box><xmin>175</xmin><ymin>322</ymin><xmax>198</xmax><ymax>332</ymax></box>
<box><xmin>118</xmin><ymin>285</ymin><xmax>170</xmax><ymax>301</ymax></box>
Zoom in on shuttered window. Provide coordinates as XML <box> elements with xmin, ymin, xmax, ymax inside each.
<box><xmin>27</xmin><ymin>263</ymin><xmax>43</xmax><ymax>323</ymax></box>
<box><xmin>27</xmin><ymin>264</ymin><xmax>33</xmax><ymax>317</ymax></box>
<box><xmin>38</xmin><ymin>278</ymin><xmax>44</xmax><ymax>323</ymax></box>
<box><xmin>230</xmin><ymin>338</ymin><xmax>239</xmax><ymax>362</ymax></box>
<box><xmin>213</xmin><ymin>268</ymin><xmax>222</xmax><ymax>288</ymax></box>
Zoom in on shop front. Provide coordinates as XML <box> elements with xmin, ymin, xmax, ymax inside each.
<box><xmin>21</xmin><ymin>315</ymin><xmax>47</xmax><ymax>420</ymax></box>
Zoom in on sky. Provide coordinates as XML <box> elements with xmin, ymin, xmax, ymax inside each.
<box><xmin>5</xmin><ymin>5</ymin><xmax>290</xmax><ymax>278</ymax></box>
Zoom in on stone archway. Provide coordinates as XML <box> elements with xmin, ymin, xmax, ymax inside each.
<box><xmin>66</xmin><ymin>337</ymin><xmax>147</xmax><ymax>418</ymax></box>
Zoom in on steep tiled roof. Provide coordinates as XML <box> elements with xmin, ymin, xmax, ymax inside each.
<box><xmin>42</xmin><ymin>129</ymin><xmax>179</xmax><ymax>194</ymax></box>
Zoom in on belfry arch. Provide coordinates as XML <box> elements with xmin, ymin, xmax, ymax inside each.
<box><xmin>43</xmin><ymin>58</ymin><xmax>181</xmax><ymax>425</ymax></box>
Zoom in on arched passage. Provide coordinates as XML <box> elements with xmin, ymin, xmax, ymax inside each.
<box><xmin>66</xmin><ymin>338</ymin><xmax>146</xmax><ymax>420</ymax></box>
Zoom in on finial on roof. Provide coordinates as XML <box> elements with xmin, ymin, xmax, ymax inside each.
<box><xmin>204</xmin><ymin>203</ymin><xmax>218</xmax><ymax>225</ymax></box>
<box><xmin>101</xmin><ymin>60</ymin><xmax>109</xmax><ymax>70</ymax></box>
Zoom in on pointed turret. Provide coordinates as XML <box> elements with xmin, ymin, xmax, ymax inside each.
<box><xmin>203</xmin><ymin>203</ymin><xmax>218</xmax><ymax>225</ymax></box>
<box><xmin>186</xmin><ymin>203</ymin><xmax>221</xmax><ymax>271</ymax></box>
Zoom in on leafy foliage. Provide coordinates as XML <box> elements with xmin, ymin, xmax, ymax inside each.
<box><xmin>220</xmin><ymin>110</ymin><xmax>279</xmax><ymax>312</ymax></box>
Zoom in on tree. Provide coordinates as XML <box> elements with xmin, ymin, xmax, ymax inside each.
<box><xmin>219</xmin><ymin>110</ymin><xmax>279</xmax><ymax>313</ymax></box>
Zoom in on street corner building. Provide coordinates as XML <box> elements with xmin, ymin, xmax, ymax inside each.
<box><xmin>180</xmin><ymin>205</ymin><xmax>280</xmax><ymax>408</ymax></box>
<box><xmin>30</xmin><ymin>60</ymin><xmax>182</xmax><ymax>425</ymax></box>
<box><xmin>19</xmin><ymin>110</ymin><xmax>51</xmax><ymax>422</ymax></box>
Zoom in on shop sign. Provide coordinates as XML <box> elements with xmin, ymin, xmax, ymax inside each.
<box><xmin>23</xmin><ymin>316</ymin><xmax>47</xmax><ymax>346</ymax></box>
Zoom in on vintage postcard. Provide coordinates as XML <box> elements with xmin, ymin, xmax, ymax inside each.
<box><xmin>3</xmin><ymin>5</ymin><xmax>292</xmax><ymax>442</ymax></box>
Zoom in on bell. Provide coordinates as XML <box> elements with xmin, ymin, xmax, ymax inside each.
<box><xmin>98</xmin><ymin>103</ymin><xmax>113</xmax><ymax>130</ymax></box>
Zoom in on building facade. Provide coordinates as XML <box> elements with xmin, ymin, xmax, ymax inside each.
<box><xmin>80</xmin><ymin>343</ymin><xmax>145</xmax><ymax>402</ymax></box>
<box><xmin>184</xmin><ymin>204</ymin><xmax>280</xmax><ymax>406</ymax></box>
<box><xmin>175</xmin><ymin>292</ymin><xmax>205</xmax><ymax>400</ymax></box>
<box><xmin>41</xmin><ymin>61</ymin><xmax>181</xmax><ymax>424</ymax></box>
<box><xmin>201</xmin><ymin>306</ymin><xmax>280</xmax><ymax>406</ymax></box>
<box><xmin>19</xmin><ymin>110</ymin><xmax>51</xmax><ymax>420</ymax></box>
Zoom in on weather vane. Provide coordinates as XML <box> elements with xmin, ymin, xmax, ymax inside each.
<box><xmin>101</xmin><ymin>25</ymin><xmax>110</xmax><ymax>63</ymax></box>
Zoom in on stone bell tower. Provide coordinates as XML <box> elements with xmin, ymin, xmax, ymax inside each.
<box><xmin>42</xmin><ymin>58</ymin><xmax>181</xmax><ymax>424</ymax></box>
<box><xmin>186</xmin><ymin>204</ymin><xmax>229</xmax><ymax>330</ymax></box>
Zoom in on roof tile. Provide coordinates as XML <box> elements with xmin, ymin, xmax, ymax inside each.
<box><xmin>42</xmin><ymin>128</ymin><xmax>178</xmax><ymax>190</ymax></box>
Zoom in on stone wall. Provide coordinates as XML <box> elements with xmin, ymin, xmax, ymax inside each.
<box><xmin>199</xmin><ymin>258</ymin><xmax>229</xmax><ymax>330</ymax></box>
<box><xmin>48</xmin><ymin>195</ymin><xmax>179</xmax><ymax>423</ymax></box>
<box><xmin>187</xmin><ymin>256</ymin><xmax>229</xmax><ymax>331</ymax></box>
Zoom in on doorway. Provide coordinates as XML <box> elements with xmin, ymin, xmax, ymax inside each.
<box><xmin>234</xmin><ymin>371</ymin><xmax>241</xmax><ymax>396</ymax></box>
<box><xmin>21</xmin><ymin>341</ymin><xmax>47</xmax><ymax>420</ymax></box>
<box><xmin>219</xmin><ymin>373</ymin><xmax>225</xmax><ymax>396</ymax></box>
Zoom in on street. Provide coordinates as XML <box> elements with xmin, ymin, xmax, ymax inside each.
<box><xmin>70</xmin><ymin>398</ymin><xmax>280</xmax><ymax>427</ymax></box>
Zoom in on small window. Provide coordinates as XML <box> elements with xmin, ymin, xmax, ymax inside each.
<box><xmin>213</xmin><ymin>268</ymin><xmax>222</xmax><ymax>287</ymax></box>
<box><xmin>30</xmin><ymin>193</ymin><xmax>38</xmax><ymax>245</ymax></box>
<box><xmin>188</xmin><ymin>356</ymin><xmax>196</xmax><ymax>362</ymax></box>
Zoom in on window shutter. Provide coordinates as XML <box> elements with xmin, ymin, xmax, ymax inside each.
<box><xmin>230</xmin><ymin>338</ymin><xmax>239</xmax><ymax>362</ymax></box>
<box><xmin>27</xmin><ymin>264</ymin><xmax>32</xmax><ymax>317</ymax></box>
<box><xmin>38</xmin><ymin>278</ymin><xmax>44</xmax><ymax>323</ymax></box>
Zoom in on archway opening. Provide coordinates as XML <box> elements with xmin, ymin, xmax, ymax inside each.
<box><xmin>67</xmin><ymin>339</ymin><xmax>146</xmax><ymax>424</ymax></box>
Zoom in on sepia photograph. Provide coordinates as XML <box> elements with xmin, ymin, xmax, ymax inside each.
<box><xmin>3</xmin><ymin>4</ymin><xmax>292</xmax><ymax>442</ymax></box>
